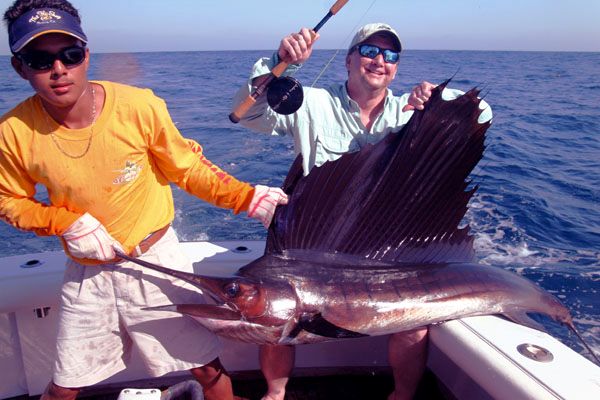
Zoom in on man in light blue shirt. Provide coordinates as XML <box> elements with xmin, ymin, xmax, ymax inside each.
<box><xmin>233</xmin><ymin>22</ymin><xmax>492</xmax><ymax>400</ymax></box>
<box><xmin>233</xmin><ymin>23</ymin><xmax>491</xmax><ymax>177</ymax></box>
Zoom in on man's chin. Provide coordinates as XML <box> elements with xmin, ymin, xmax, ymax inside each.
<box><xmin>365</xmin><ymin>79</ymin><xmax>388</xmax><ymax>91</ymax></box>
<box><xmin>41</xmin><ymin>95</ymin><xmax>79</xmax><ymax>111</ymax></box>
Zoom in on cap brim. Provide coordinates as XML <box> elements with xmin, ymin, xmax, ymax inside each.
<box><xmin>12</xmin><ymin>29</ymin><xmax>87</xmax><ymax>53</ymax></box>
<box><xmin>371</xmin><ymin>31</ymin><xmax>402</xmax><ymax>52</ymax></box>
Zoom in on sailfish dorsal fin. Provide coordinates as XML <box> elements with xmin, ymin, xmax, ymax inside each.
<box><xmin>266</xmin><ymin>81</ymin><xmax>490</xmax><ymax>264</ymax></box>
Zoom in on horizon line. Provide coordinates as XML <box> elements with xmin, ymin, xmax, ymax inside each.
<box><xmin>1</xmin><ymin>48</ymin><xmax>599</xmax><ymax>57</ymax></box>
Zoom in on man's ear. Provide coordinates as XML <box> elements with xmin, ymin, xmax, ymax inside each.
<box><xmin>11</xmin><ymin>56</ymin><xmax>28</xmax><ymax>80</ymax></box>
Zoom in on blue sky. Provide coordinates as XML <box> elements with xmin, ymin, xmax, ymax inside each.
<box><xmin>1</xmin><ymin>0</ymin><xmax>599</xmax><ymax>55</ymax></box>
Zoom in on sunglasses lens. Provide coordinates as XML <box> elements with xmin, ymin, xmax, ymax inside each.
<box><xmin>21</xmin><ymin>52</ymin><xmax>53</xmax><ymax>70</ymax></box>
<box><xmin>358</xmin><ymin>45</ymin><xmax>379</xmax><ymax>59</ymax></box>
<box><xmin>61</xmin><ymin>47</ymin><xmax>86</xmax><ymax>65</ymax></box>
<box><xmin>383</xmin><ymin>50</ymin><xmax>400</xmax><ymax>64</ymax></box>
<box><xmin>19</xmin><ymin>46</ymin><xmax>85</xmax><ymax>70</ymax></box>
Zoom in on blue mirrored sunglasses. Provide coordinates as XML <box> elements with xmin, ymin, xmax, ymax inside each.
<box><xmin>354</xmin><ymin>44</ymin><xmax>400</xmax><ymax>64</ymax></box>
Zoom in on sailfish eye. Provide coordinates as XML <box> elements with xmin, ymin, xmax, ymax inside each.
<box><xmin>224</xmin><ymin>282</ymin><xmax>240</xmax><ymax>298</ymax></box>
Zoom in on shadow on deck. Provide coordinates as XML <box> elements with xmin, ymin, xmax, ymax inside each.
<box><xmin>234</xmin><ymin>368</ymin><xmax>448</xmax><ymax>400</ymax></box>
<box><xmin>8</xmin><ymin>368</ymin><xmax>449</xmax><ymax>400</ymax></box>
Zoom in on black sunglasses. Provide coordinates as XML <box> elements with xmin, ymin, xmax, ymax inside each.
<box><xmin>354</xmin><ymin>44</ymin><xmax>400</xmax><ymax>64</ymax></box>
<box><xmin>15</xmin><ymin>45</ymin><xmax>86</xmax><ymax>71</ymax></box>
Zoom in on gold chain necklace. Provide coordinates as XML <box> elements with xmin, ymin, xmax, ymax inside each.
<box><xmin>46</xmin><ymin>85</ymin><xmax>96</xmax><ymax>159</ymax></box>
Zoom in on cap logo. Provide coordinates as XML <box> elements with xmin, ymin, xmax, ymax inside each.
<box><xmin>29</xmin><ymin>10</ymin><xmax>62</xmax><ymax>24</ymax></box>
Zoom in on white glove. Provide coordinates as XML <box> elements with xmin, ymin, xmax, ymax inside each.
<box><xmin>248</xmin><ymin>185</ymin><xmax>289</xmax><ymax>228</ymax></box>
<box><xmin>62</xmin><ymin>213</ymin><xmax>124</xmax><ymax>261</ymax></box>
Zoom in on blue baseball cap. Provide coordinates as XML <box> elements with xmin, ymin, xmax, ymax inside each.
<box><xmin>8</xmin><ymin>8</ymin><xmax>87</xmax><ymax>53</ymax></box>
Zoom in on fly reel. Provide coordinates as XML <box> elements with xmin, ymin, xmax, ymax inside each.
<box><xmin>266</xmin><ymin>76</ymin><xmax>304</xmax><ymax>115</ymax></box>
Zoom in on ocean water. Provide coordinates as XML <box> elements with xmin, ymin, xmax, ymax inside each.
<box><xmin>1</xmin><ymin>49</ymin><xmax>598</xmax><ymax>361</ymax></box>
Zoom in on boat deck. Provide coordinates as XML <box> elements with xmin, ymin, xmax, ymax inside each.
<box><xmin>232</xmin><ymin>369</ymin><xmax>446</xmax><ymax>400</ymax></box>
<box><xmin>5</xmin><ymin>369</ymin><xmax>446</xmax><ymax>400</ymax></box>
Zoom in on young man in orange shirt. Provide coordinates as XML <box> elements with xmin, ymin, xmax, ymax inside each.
<box><xmin>1</xmin><ymin>1</ymin><xmax>287</xmax><ymax>399</ymax></box>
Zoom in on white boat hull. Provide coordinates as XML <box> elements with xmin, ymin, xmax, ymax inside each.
<box><xmin>0</xmin><ymin>240</ymin><xmax>598</xmax><ymax>399</ymax></box>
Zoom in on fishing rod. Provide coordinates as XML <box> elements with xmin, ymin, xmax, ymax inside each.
<box><xmin>229</xmin><ymin>0</ymin><xmax>349</xmax><ymax>123</ymax></box>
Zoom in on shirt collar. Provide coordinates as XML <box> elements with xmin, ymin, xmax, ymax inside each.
<box><xmin>342</xmin><ymin>82</ymin><xmax>394</xmax><ymax>112</ymax></box>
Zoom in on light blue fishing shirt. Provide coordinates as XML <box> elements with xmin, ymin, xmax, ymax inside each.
<box><xmin>233</xmin><ymin>54</ymin><xmax>492</xmax><ymax>175</ymax></box>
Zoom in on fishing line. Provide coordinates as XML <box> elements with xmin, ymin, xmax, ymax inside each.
<box><xmin>567</xmin><ymin>323</ymin><xmax>600</xmax><ymax>365</ymax></box>
<box><xmin>308</xmin><ymin>0</ymin><xmax>378</xmax><ymax>89</ymax></box>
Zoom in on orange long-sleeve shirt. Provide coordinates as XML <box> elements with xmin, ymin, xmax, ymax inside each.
<box><xmin>0</xmin><ymin>81</ymin><xmax>254</xmax><ymax>260</ymax></box>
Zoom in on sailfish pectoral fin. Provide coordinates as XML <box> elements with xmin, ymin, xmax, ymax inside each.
<box><xmin>143</xmin><ymin>304</ymin><xmax>242</xmax><ymax>320</ymax></box>
<box><xmin>286</xmin><ymin>313</ymin><xmax>368</xmax><ymax>340</ymax></box>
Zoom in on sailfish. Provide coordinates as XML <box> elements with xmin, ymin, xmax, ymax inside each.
<box><xmin>121</xmin><ymin>81</ymin><xmax>596</xmax><ymax>359</ymax></box>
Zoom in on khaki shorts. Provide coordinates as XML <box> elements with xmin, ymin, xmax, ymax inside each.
<box><xmin>53</xmin><ymin>227</ymin><xmax>221</xmax><ymax>388</ymax></box>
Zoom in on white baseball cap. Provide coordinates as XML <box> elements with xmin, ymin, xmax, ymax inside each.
<box><xmin>348</xmin><ymin>22</ymin><xmax>402</xmax><ymax>53</ymax></box>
